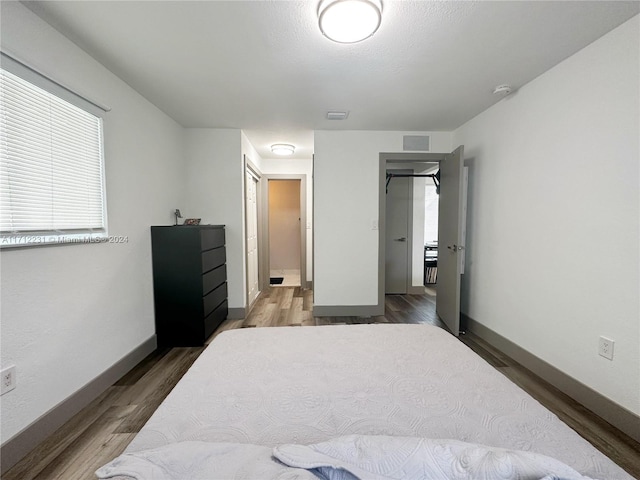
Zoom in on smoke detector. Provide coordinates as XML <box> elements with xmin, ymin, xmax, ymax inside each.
<box><xmin>493</xmin><ymin>84</ymin><xmax>513</xmax><ymax>96</ymax></box>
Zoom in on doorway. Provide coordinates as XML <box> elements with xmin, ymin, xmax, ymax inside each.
<box><xmin>384</xmin><ymin>164</ymin><xmax>439</xmax><ymax>295</ymax></box>
<box><xmin>378</xmin><ymin>149</ymin><xmax>467</xmax><ymax>336</ymax></box>
<box><xmin>261</xmin><ymin>175</ymin><xmax>307</xmax><ymax>290</ymax></box>
<box><xmin>268</xmin><ymin>179</ymin><xmax>301</xmax><ymax>286</ymax></box>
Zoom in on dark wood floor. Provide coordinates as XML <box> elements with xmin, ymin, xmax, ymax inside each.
<box><xmin>5</xmin><ymin>287</ymin><xmax>639</xmax><ymax>479</ymax></box>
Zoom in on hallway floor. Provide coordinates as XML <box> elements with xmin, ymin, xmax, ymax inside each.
<box><xmin>235</xmin><ymin>285</ymin><xmax>444</xmax><ymax>329</ymax></box>
<box><xmin>269</xmin><ymin>269</ymin><xmax>300</xmax><ymax>287</ymax></box>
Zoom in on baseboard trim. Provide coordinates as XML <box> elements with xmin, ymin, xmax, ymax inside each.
<box><xmin>407</xmin><ymin>286</ymin><xmax>427</xmax><ymax>295</ymax></box>
<box><xmin>463</xmin><ymin>314</ymin><xmax>640</xmax><ymax>443</ymax></box>
<box><xmin>0</xmin><ymin>334</ymin><xmax>157</xmax><ymax>474</ymax></box>
<box><xmin>227</xmin><ymin>307</ymin><xmax>246</xmax><ymax>320</ymax></box>
<box><xmin>313</xmin><ymin>305</ymin><xmax>383</xmax><ymax>317</ymax></box>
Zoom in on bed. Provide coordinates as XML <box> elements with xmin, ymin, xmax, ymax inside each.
<box><xmin>97</xmin><ymin>324</ymin><xmax>632</xmax><ymax>479</ymax></box>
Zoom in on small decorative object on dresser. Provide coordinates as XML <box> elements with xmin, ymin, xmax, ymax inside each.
<box><xmin>150</xmin><ymin>225</ymin><xmax>228</xmax><ymax>346</ymax></box>
<box><xmin>173</xmin><ymin>209</ymin><xmax>183</xmax><ymax>226</ymax></box>
<box><xmin>183</xmin><ymin>218</ymin><xmax>201</xmax><ymax>225</ymax></box>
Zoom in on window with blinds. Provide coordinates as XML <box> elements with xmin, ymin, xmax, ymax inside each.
<box><xmin>0</xmin><ymin>65</ymin><xmax>107</xmax><ymax>247</ymax></box>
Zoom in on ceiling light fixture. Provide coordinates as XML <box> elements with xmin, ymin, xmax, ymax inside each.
<box><xmin>493</xmin><ymin>84</ymin><xmax>513</xmax><ymax>96</ymax></box>
<box><xmin>318</xmin><ymin>0</ymin><xmax>382</xmax><ymax>44</ymax></box>
<box><xmin>271</xmin><ymin>144</ymin><xmax>295</xmax><ymax>156</ymax></box>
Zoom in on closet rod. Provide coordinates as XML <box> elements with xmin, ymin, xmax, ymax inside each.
<box><xmin>385</xmin><ymin>173</ymin><xmax>439</xmax><ymax>193</ymax></box>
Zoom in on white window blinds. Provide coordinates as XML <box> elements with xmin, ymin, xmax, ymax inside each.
<box><xmin>0</xmin><ymin>61</ymin><xmax>107</xmax><ymax>247</ymax></box>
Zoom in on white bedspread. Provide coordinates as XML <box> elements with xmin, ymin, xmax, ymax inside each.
<box><xmin>97</xmin><ymin>435</ymin><xmax>597</xmax><ymax>480</ymax></box>
<box><xmin>97</xmin><ymin>441</ymin><xmax>314</xmax><ymax>480</ymax></box>
<box><xmin>275</xmin><ymin>435</ymin><xmax>597</xmax><ymax>480</ymax></box>
<box><xmin>123</xmin><ymin>324</ymin><xmax>631</xmax><ymax>479</ymax></box>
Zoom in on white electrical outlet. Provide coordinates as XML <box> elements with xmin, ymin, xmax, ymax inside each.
<box><xmin>598</xmin><ymin>337</ymin><xmax>614</xmax><ymax>360</ymax></box>
<box><xmin>1</xmin><ymin>365</ymin><xmax>16</xmax><ymax>395</ymax></box>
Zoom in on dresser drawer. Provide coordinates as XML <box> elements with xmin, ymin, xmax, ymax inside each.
<box><xmin>202</xmin><ymin>247</ymin><xmax>225</xmax><ymax>273</ymax></box>
<box><xmin>203</xmin><ymin>265</ymin><xmax>226</xmax><ymax>295</ymax></box>
<box><xmin>201</xmin><ymin>228</ymin><xmax>225</xmax><ymax>251</ymax></box>
<box><xmin>204</xmin><ymin>300</ymin><xmax>228</xmax><ymax>339</ymax></box>
<box><xmin>203</xmin><ymin>282</ymin><xmax>227</xmax><ymax>317</ymax></box>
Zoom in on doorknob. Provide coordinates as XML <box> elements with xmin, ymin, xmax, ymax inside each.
<box><xmin>447</xmin><ymin>244</ymin><xmax>465</xmax><ymax>251</ymax></box>
<box><xmin>395</xmin><ymin>237</ymin><xmax>407</xmax><ymax>242</ymax></box>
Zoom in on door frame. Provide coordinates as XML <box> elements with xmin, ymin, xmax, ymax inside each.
<box><xmin>261</xmin><ymin>174</ymin><xmax>308</xmax><ymax>290</ymax></box>
<box><xmin>378</xmin><ymin>152</ymin><xmax>447</xmax><ymax>313</ymax></box>
<box><xmin>244</xmin><ymin>155</ymin><xmax>262</xmax><ymax>312</ymax></box>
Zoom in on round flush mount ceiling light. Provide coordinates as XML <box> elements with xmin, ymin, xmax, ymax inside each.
<box><xmin>493</xmin><ymin>84</ymin><xmax>513</xmax><ymax>96</ymax></box>
<box><xmin>271</xmin><ymin>144</ymin><xmax>295</xmax><ymax>156</ymax></box>
<box><xmin>318</xmin><ymin>0</ymin><xmax>382</xmax><ymax>44</ymax></box>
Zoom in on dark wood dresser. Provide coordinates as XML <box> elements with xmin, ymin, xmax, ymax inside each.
<box><xmin>150</xmin><ymin>225</ymin><xmax>228</xmax><ymax>346</ymax></box>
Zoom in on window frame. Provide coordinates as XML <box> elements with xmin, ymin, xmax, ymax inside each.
<box><xmin>0</xmin><ymin>52</ymin><xmax>109</xmax><ymax>249</ymax></box>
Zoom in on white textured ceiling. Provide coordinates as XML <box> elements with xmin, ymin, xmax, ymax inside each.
<box><xmin>22</xmin><ymin>1</ymin><xmax>639</xmax><ymax>160</ymax></box>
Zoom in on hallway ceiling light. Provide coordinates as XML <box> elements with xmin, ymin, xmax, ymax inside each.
<box><xmin>271</xmin><ymin>144</ymin><xmax>295</xmax><ymax>156</ymax></box>
<box><xmin>318</xmin><ymin>0</ymin><xmax>382</xmax><ymax>44</ymax></box>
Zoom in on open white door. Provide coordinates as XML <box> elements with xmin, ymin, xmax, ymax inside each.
<box><xmin>245</xmin><ymin>167</ymin><xmax>260</xmax><ymax>307</ymax></box>
<box><xmin>436</xmin><ymin>146</ymin><xmax>466</xmax><ymax>336</ymax></box>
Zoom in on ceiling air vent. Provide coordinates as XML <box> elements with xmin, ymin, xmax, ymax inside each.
<box><xmin>326</xmin><ymin>111</ymin><xmax>349</xmax><ymax>120</ymax></box>
<box><xmin>403</xmin><ymin>135</ymin><xmax>430</xmax><ymax>151</ymax></box>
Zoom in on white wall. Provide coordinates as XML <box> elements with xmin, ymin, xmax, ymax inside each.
<box><xmin>184</xmin><ymin>129</ymin><xmax>246</xmax><ymax>311</ymax></box>
<box><xmin>454</xmin><ymin>16</ymin><xmax>639</xmax><ymax>414</ymax></box>
<box><xmin>424</xmin><ymin>184</ymin><xmax>439</xmax><ymax>244</ymax></box>
<box><xmin>241</xmin><ymin>132</ymin><xmax>263</xmax><ymax>173</ymax></box>
<box><xmin>260</xmin><ymin>157</ymin><xmax>314</xmax><ymax>282</ymax></box>
<box><xmin>314</xmin><ymin>131</ymin><xmax>453</xmax><ymax>306</ymax></box>
<box><xmin>411</xmin><ymin>176</ymin><xmax>427</xmax><ymax>288</ymax></box>
<box><xmin>0</xmin><ymin>2</ymin><xmax>185</xmax><ymax>443</ymax></box>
